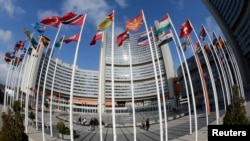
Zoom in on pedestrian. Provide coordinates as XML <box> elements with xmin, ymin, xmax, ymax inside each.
<box><xmin>146</xmin><ymin>118</ymin><xmax>150</xmax><ymax>131</ymax></box>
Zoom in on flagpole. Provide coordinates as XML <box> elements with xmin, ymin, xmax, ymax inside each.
<box><xmin>69</xmin><ymin>14</ymin><xmax>87</xmax><ymax>141</ymax></box>
<box><xmin>170</xmin><ymin>28</ymin><xmax>192</xmax><ymax>131</ymax></box>
<box><xmin>223</xmin><ymin>40</ymin><xmax>245</xmax><ymax>98</ymax></box>
<box><xmin>189</xmin><ymin>21</ymin><xmax>219</xmax><ymax>124</ymax></box>
<box><xmin>201</xmin><ymin>25</ymin><xmax>227</xmax><ymax>112</ymax></box>
<box><xmin>36</xmin><ymin>47</ymin><xmax>49</xmax><ymax>130</ymax></box>
<box><xmin>110</xmin><ymin>10</ymin><xmax>117</xmax><ymax>141</ymax></box>
<box><xmin>25</xmin><ymin>38</ymin><xmax>42</xmax><ymax>133</ymax></box>
<box><xmin>168</xmin><ymin>15</ymin><xmax>195</xmax><ymax>135</ymax></box>
<box><xmin>16</xmin><ymin>45</ymin><xmax>30</xmax><ymax>101</ymax></box>
<box><xmin>205</xmin><ymin>30</ymin><xmax>231</xmax><ymax>106</ymax></box>
<box><xmin>17</xmin><ymin>46</ymin><xmax>29</xmax><ymax>104</ymax></box>
<box><xmin>151</xmin><ymin>27</ymin><xmax>168</xmax><ymax>140</ymax></box>
<box><xmin>141</xmin><ymin>10</ymin><xmax>163</xmax><ymax>141</ymax></box>
<box><xmin>49</xmin><ymin>35</ymin><xmax>64</xmax><ymax>137</ymax></box>
<box><xmin>13</xmin><ymin>51</ymin><xmax>21</xmax><ymax>102</ymax></box>
<box><xmin>98</xmin><ymin>30</ymin><xmax>104</xmax><ymax>141</ymax></box>
<box><xmin>3</xmin><ymin>59</ymin><xmax>13</xmax><ymax>112</ymax></box>
<box><xmin>127</xmin><ymin>36</ymin><xmax>137</xmax><ymax>141</ymax></box>
<box><xmin>213</xmin><ymin>32</ymin><xmax>234</xmax><ymax>102</ymax></box>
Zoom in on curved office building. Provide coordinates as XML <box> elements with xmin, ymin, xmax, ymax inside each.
<box><xmin>20</xmin><ymin>24</ymin><xmax>176</xmax><ymax>117</ymax></box>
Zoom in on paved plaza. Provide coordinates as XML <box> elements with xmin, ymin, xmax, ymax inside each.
<box><xmin>0</xmin><ymin>92</ymin><xmax>249</xmax><ymax>141</ymax></box>
<box><xmin>25</xmin><ymin>111</ymin><xmax>224</xmax><ymax>141</ymax></box>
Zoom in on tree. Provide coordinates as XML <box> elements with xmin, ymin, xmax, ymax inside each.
<box><xmin>223</xmin><ymin>85</ymin><xmax>249</xmax><ymax>125</ymax></box>
<box><xmin>0</xmin><ymin>100</ymin><xmax>28</xmax><ymax>141</ymax></box>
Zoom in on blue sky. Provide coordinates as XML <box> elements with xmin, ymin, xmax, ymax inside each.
<box><xmin>0</xmin><ymin>0</ymin><xmax>223</xmax><ymax>84</ymax></box>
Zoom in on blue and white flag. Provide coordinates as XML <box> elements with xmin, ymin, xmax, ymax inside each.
<box><xmin>137</xmin><ymin>29</ymin><xmax>152</xmax><ymax>46</ymax></box>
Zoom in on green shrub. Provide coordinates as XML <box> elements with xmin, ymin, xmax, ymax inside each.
<box><xmin>56</xmin><ymin>121</ymin><xmax>65</xmax><ymax>134</ymax></box>
<box><xmin>223</xmin><ymin>85</ymin><xmax>248</xmax><ymax>125</ymax></box>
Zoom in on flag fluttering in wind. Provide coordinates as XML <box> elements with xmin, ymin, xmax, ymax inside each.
<box><xmin>156</xmin><ymin>14</ymin><xmax>171</xmax><ymax>35</ymax></box>
<box><xmin>180</xmin><ymin>37</ymin><xmax>190</xmax><ymax>51</ymax></box>
<box><xmin>60</xmin><ymin>12</ymin><xmax>85</xmax><ymax>25</ymax></box>
<box><xmin>217</xmin><ymin>36</ymin><xmax>225</xmax><ymax>49</ymax></box>
<box><xmin>40</xmin><ymin>16</ymin><xmax>61</xmax><ymax>28</ymax></box>
<box><xmin>23</xmin><ymin>28</ymin><xmax>38</xmax><ymax>48</ymax></box>
<box><xmin>90</xmin><ymin>31</ymin><xmax>103</xmax><ymax>45</ymax></box>
<box><xmin>4</xmin><ymin>51</ymin><xmax>16</xmax><ymax>63</ymax></box>
<box><xmin>126</xmin><ymin>11</ymin><xmax>144</xmax><ymax>31</ymax></box>
<box><xmin>199</xmin><ymin>26</ymin><xmax>206</xmax><ymax>41</ymax></box>
<box><xmin>158</xmin><ymin>30</ymin><xmax>173</xmax><ymax>46</ymax></box>
<box><xmin>32</xmin><ymin>22</ymin><xmax>46</xmax><ymax>34</ymax></box>
<box><xmin>97</xmin><ymin>12</ymin><xmax>114</xmax><ymax>31</ymax></box>
<box><xmin>55</xmin><ymin>37</ymin><xmax>64</xmax><ymax>47</ymax></box>
<box><xmin>38</xmin><ymin>35</ymin><xmax>50</xmax><ymax>48</ymax></box>
<box><xmin>137</xmin><ymin>29</ymin><xmax>153</xmax><ymax>46</ymax></box>
<box><xmin>179</xmin><ymin>20</ymin><xmax>193</xmax><ymax>38</ymax></box>
<box><xmin>14</xmin><ymin>40</ymin><xmax>25</xmax><ymax>51</ymax></box>
<box><xmin>63</xmin><ymin>33</ymin><xmax>80</xmax><ymax>44</ymax></box>
<box><xmin>116</xmin><ymin>30</ymin><xmax>129</xmax><ymax>47</ymax></box>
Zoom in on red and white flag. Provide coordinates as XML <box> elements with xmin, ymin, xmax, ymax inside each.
<box><xmin>179</xmin><ymin>20</ymin><xmax>193</xmax><ymax>38</ymax></box>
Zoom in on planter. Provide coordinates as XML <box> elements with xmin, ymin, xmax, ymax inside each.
<box><xmin>59</xmin><ymin>133</ymin><xmax>70</xmax><ymax>140</ymax></box>
<box><xmin>59</xmin><ymin>133</ymin><xmax>78</xmax><ymax>140</ymax></box>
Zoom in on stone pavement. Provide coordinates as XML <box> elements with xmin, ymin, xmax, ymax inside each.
<box><xmin>27</xmin><ymin>111</ymin><xmax>224</xmax><ymax>141</ymax></box>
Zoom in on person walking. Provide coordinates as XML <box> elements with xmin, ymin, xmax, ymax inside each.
<box><xmin>146</xmin><ymin>118</ymin><xmax>150</xmax><ymax>131</ymax></box>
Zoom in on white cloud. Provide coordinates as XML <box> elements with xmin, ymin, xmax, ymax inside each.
<box><xmin>0</xmin><ymin>0</ymin><xmax>25</xmax><ymax>16</ymax></box>
<box><xmin>114</xmin><ymin>0</ymin><xmax>128</xmax><ymax>8</ymax></box>
<box><xmin>170</xmin><ymin>0</ymin><xmax>184</xmax><ymax>10</ymax></box>
<box><xmin>61</xmin><ymin>0</ymin><xmax>112</xmax><ymax>27</ymax></box>
<box><xmin>0</xmin><ymin>51</ymin><xmax>8</xmax><ymax>84</ymax></box>
<box><xmin>37</xmin><ymin>10</ymin><xmax>60</xmax><ymax>20</ymax></box>
<box><xmin>0</xmin><ymin>29</ymin><xmax>12</xmax><ymax>43</ymax></box>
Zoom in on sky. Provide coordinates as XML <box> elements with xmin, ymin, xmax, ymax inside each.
<box><xmin>0</xmin><ymin>0</ymin><xmax>223</xmax><ymax>84</ymax></box>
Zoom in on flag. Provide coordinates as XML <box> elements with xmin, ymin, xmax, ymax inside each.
<box><xmin>179</xmin><ymin>20</ymin><xmax>193</xmax><ymax>38</ymax></box>
<box><xmin>97</xmin><ymin>12</ymin><xmax>114</xmax><ymax>31</ymax></box>
<box><xmin>195</xmin><ymin>42</ymin><xmax>202</xmax><ymax>54</ymax></box>
<box><xmin>90</xmin><ymin>31</ymin><xmax>102</xmax><ymax>45</ymax></box>
<box><xmin>23</xmin><ymin>28</ymin><xmax>38</xmax><ymax>48</ymax></box>
<box><xmin>156</xmin><ymin>14</ymin><xmax>171</xmax><ymax>35</ymax></box>
<box><xmin>38</xmin><ymin>35</ymin><xmax>50</xmax><ymax>48</ymax></box>
<box><xmin>217</xmin><ymin>36</ymin><xmax>225</xmax><ymax>49</ymax></box>
<box><xmin>31</xmin><ymin>22</ymin><xmax>46</xmax><ymax>34</ymax></box>
<box><xmin>116</xmin><ymin>30</ymin><xmax>129</xmax><ymax>47</ymax></box>
<box><xmin>199</xmin><ymin>26</ymin><xmax>206</xmax><ymax>41</ymax></box>
<box><xmin>60</xmin><ymin>12</ymin><xmax>85</xmax><ymax>25</ymax></box>
<box><xmin>137</xmin><ymin>29</ymin><xmax>153</xmax><ymax>46</ymax></box>
<box><xmin>55</xmin><ymin>37</ymin><xmax>64</xmax><ymax>47</ymax></box>
<box><xmin>158</xmin><ymin>30</ymin><xmax>173</xmax><ymax>46</ymax></box>
<box><xmin>180</xmin><ymin>37</ymin><xmax>189</xmax><ymax>51</ymax></box>
<box><xmin>126</xmin><ymin>11</ymin><xmax>144</xmax><ymax>31</ymax></box>
<box><xmin>40</xmin><ymin>16</ymin><xmax>61</xmax><ymax>28</ymax></box>
<box><xmin>63</xmin><ymin>33</ymin><xmax>80</xmax><ymax>44</ymax></box>
<box><xmin>14</xmin><ymin>40</ymin><xmax>25</xmax><ymax>51</ymax></box>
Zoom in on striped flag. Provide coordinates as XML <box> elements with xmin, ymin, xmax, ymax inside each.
<box><xmin>156</xmin><ymin>14</ymin><xmax>171</xmax><ymax>35</ymax></box>
<box><xmin>90</xmin><ymin>31</ymin><xmax>103</xmax><ymax>45</ymax></box>
<box><xmin>137</xmin><ymin>29</ymin><xmax>152</xmax><ymax>46</ymax></box>
<box><xmin>60</xmin><ymin>12</ymin><xmax>85</xmax><ymax>25</ymax></box>
<box><xmin>63</xmin><ymin>33</ymin><xmax>80</xmax><ymax>43</ymax></box>
<box><xmin>97</xmin><ymin>12</ymin><xmax>114</xmax><ymax>31</ymax></box>
<box><xmin>158</xmin><ymin>30</ymin><xmax>173</xmax><ymax>46</ymax></box>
